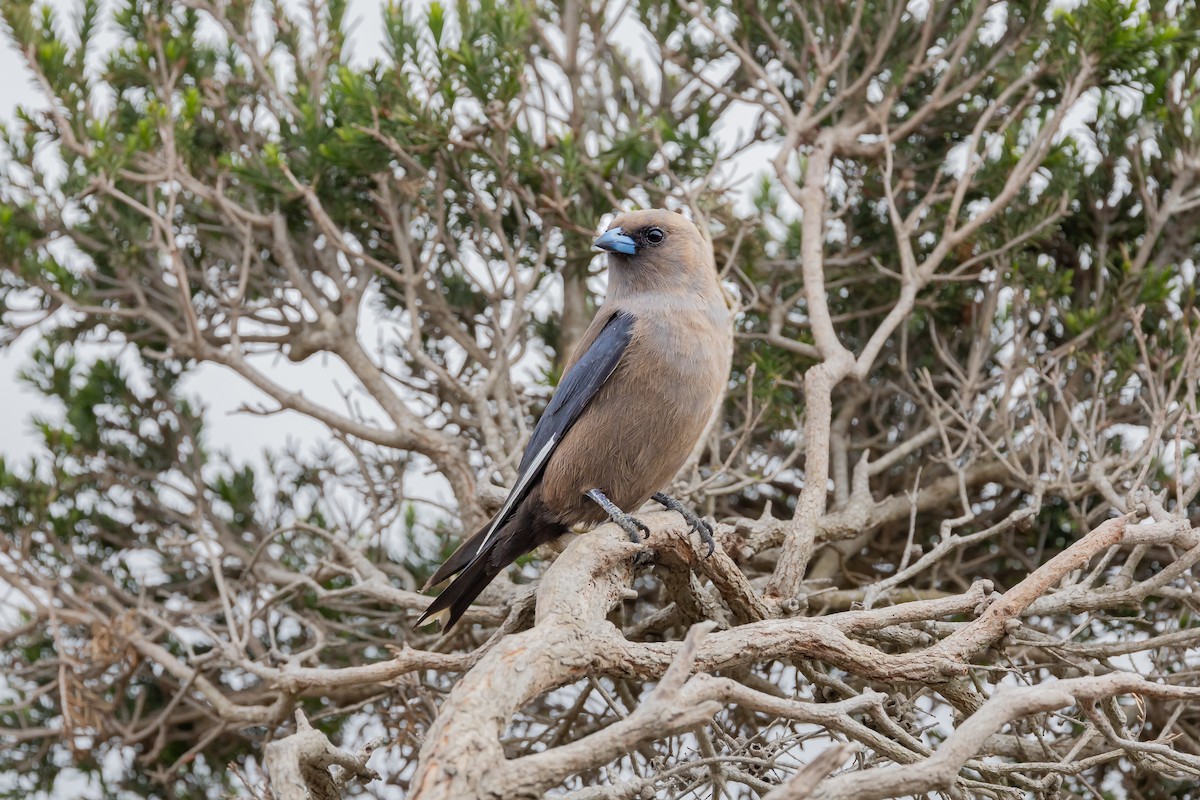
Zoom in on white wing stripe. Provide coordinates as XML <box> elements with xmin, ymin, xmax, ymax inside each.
<box><xmin>469</xmin><ymin>318</ymin><xmax>627</xmax><ymax>560</ymax></box>
<box><xmin>474</xmin><ymin>434</ymin><xmax>557</xmax><ymax>552</ymax></box>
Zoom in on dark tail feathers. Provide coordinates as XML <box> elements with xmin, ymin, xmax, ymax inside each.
<box><xmin>415</xmin><ymin>519</ymin><xmax>496</xmax><ymax>629</ymax></box>
<box><xmin>422</xmin><ymin>520</ymin><xmax>490</xmax><ymax>592</ymax></box>
<box><xmin>415</xmin><ymin>491</ymin><xmax>565</xmax><ymax>631</ymax></box>
<box><xmin>414</xmin><ymin>548</ymin><xmax>501</xmax><ymax>630</ymax></box>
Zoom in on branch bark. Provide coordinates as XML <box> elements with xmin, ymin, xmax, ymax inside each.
<box><xmin>264</xmin><ymin>710</ymin><xmax>382</xmax><ymax>800</ymax></box>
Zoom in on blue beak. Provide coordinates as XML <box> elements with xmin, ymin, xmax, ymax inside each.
<box><xmin>594</xmin><ymin>227</ymin><xmax>637</xmax><ymax>255</ymax></box>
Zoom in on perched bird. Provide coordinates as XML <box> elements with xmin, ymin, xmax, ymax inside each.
<box><xmin>416</xmin><ymin>210</ymin><xmax>731</xmax><ymax>630</ymax></box>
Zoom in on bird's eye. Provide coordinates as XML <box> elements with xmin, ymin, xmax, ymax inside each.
<box><xmin>645</xmin><ymin>227</ymin><xmax>665</xmax><ymax>245</ymax></box>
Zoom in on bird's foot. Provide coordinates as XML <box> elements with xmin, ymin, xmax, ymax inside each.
<box><xmin>585</xmin><ymin>488</ymin><xmax>650</xmax><ymax>544</ymax></box>
<box><xmin>653</xmin><ymin>492</ymin><xmax>716</xmax><ymax>556</ymax></box>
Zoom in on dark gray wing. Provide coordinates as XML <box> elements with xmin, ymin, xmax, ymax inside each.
<box><xmin>473</xmin><ymin>311</ymin><xmax>635</xmax><ymax>552</ymax></box>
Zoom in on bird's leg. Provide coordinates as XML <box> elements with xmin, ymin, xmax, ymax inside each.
<box><xmin>653</xmin><ymin>492</ymin><xmax>716</xmax><ymax>556</ymax></box>
<box><xmin>585</xmin><ymin>489</ymin><xmax>650</xmax><ymax>544</ymax></box>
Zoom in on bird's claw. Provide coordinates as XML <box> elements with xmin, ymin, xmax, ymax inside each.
<box><xmin>653</xmin><ymin>492</ymin><xmax>716</xmax><ymax>557</ymax></box>
<box><xmin>632</xmin><ymin>549</ymin><xmax>655</xmax><ymax>568</ymax></box>
<box><xmin>614</xmin><ymin>513</ymin><xmax>650</xmax><ymax>544</ymax></box>
<box><xmin>585</xmin><ymin>488</ymin><xmax>650</xmax><ymax>544</ymax></box>
<box><xmin>690</xmin><ymin>517</ymin><xmax>716</xmax><ymax>557</ymax></box>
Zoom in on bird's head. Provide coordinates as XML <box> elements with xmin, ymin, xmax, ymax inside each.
<box><xmin>593</xmin><ymin>209</ymin><xmax>715</xmax><ymax>295</ymax></box>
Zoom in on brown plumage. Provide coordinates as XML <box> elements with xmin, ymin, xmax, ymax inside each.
<box><xmin>416</xmin><ymin>210</ymin><xmax>731</xmax><ymax>629</ymax></box>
